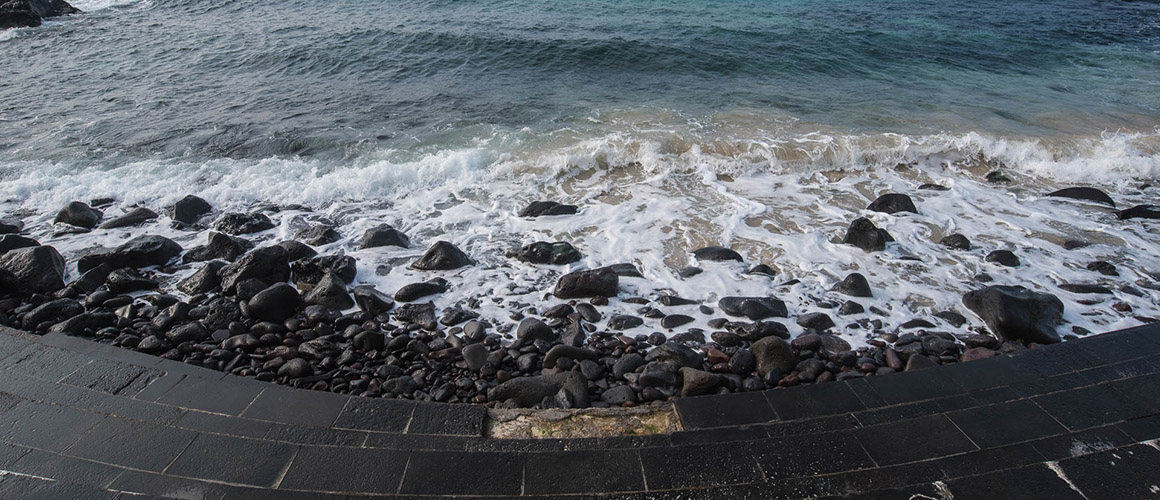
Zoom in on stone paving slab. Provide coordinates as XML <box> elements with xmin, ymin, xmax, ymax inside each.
<box><xmin>0</xmin><ymin>325</ymin><xmax>1156</xmax><ymax>498</ymax></box>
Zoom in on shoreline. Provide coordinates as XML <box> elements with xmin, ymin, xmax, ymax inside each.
<box><xmin>2</xmin><ymin>181</ymin><xmax>1155</xmax><ymax>409</ymax></box>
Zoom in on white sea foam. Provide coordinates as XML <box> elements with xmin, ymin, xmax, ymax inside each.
<box><xmin>2</xmin><ymin>128</ymin><xmax>1158</xmax><ymax>346</ymax></box>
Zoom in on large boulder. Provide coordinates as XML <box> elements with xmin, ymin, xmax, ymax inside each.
<box><xmin>1046</xmin><ymin>187</ymin><xmax>1115</xmax><ymax>207</ymax></box>
<box><xmin>0</xmin><ymin>0</ymin><xmax>79</xmax><ymax>28</ymax></box>
<box><xmin>1115</xmin><ymin>205</ymin><xmax>1160</xmax><ymax>220</ymax></box>
<box><xmin>554</xmin><ymin>267</ymin><xmax>618</xmax><ymax>299</ymax></box>
<box><xmin>214</xmin><ymin>212</ymin><xmax>276</xmax><ymax>235</ymax></box>
<box><xmin>170</xmin><ymin>195</ymin><xmax>213</xmax><ymax>224</ymax></box>
<box><xmin>78</xmin><ymin>235</ymin><xmax>182</xmax><ymax>273</ymax></box>
<box><xmin>98</xmin><ymin>207</ymin><xmax>158</xmax><ymax>229</ymax></box>
<box><xmin>867</xmin><ymin>193</ymin><xmax>918</xmax><ymax>214</ymax></box>
<box><xmin>176</xmin><ymin>260</ymin><xmax>226</xmax><ymax>295</ymax></box>
<box><xmin>510</xmin><ymin>241</ymin><xmax>581</xmax><ymax>265</ymax></box>
<box><xmin>53</xmin><ymin>201</ymin><xmax>101</xmax><ymax>229</ymax></box>
<box><xmin>843</xmin><ymin>217</ymin><xmax>892</xmax><ymax>252</ymax></box>
<box><xmin>518</xmin><ymin>201</ymin><xmax>578</xmax><ymax>217</ymax></box>
<box><xmin>962</xmin><ymin>285</ymin><xmax>1064</xmax><ymax>345</ymax></box>
<box><xmin>217</xmin><ymin>245</ymin><xmax>290</xmax><ymax>294</ymax></box>
<box><xmin>718</xmin><ymin>296</ymin><xmax>787</xmax><ymax>320</ymax></box>
<box><xmin>358</xmin><ymin>224</ymin><xmax>410</xmax><ymax>249</ymax></box>
<box><xmin>832</xmin><ymin>273</ymin><xmax>872</xmax><ymax>298</ymax></box>
<box><xmin>410</xmin><ymin>241</ymin><xmax>472</xmax><ymax>271</ymax></box>
<box><xmin>0</xmin><ymin>234</ymin><xmax>38</xmax><ymax>255</ymax></box>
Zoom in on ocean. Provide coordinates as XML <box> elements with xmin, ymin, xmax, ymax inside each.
<box><xmin>2</xmin><ymin>0</ymin><xmax>1159</xmax><ymax>341</ymax></box>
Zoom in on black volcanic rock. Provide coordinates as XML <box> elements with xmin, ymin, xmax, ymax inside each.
<box><xmin>554</xmin><ymin>267</ymin><xmax>618</xmax><ymax>299</ymax></box>
<box><xmin>963</xmin><ymin>285</ymin><xmax>1063</xmax><ymax>345</ymax></box>
<box><xmin>843</xmin><ymin>217</ymin><xmax>892</xmax><ymax>252</ymax></box>
<box><xmin>693</xmin><ymin>246</ymin><xmax>744</xmax><ymax>262</ymax></box>
<box><xmin>99</xmin><ymin>207</ymin><xmax>158</xmax><ymax>229</ymax></box>
<box><xmin>832</xmin><ymin>273</ymin><xmax>873</xmax><ymax>298</ymax></box>
<box><xmin>867</xmin><ymin>193</ymin><xmax>918</xmax><ymax>214</ymax></box>
<box><xmin>78</xmin><ymin>235</ymin><xmax>182</xmax><ymax>273</ymax></box>
<box><xmin>1046</xmin><ymin>187</ymin><xmax>1115</xmax><ymax>207</ymax></box>
<box><xmin>215</xmin><ymin>212</ymin><xmax>276</xmax><ymax>235</ymax></box>
<box><xmin>2</xmin><ymin>0</ymin><xmax>80</xmax><ymax>30</ymax></box>
<box><xmin>718</xmin><ymin>296</ymin><xmax>787</xmax><ymax>320</ymax></box>
<box><xmin>519</xmin><ymin>201</ymin><xmax>578</xmax><ymax>217</ymax></box>
<box><xmin>1116</xmin><ymin>205</ymin><xmax>1160</xmax><ymax>220</ymax></box>
<box><xmin>511</xmin><ymin>241</ymin><xmax>581</xmax><ymax>265</ymax></box>
<box><xmin>410</xmin><ymin>241</ymin><xmax>472</xmax><ymax>270</ymax></box>
<box><xmin>54</xmin><ymin>201</ymin><xmax>101</xmax><ymax>229</ymax></box>
<box><xmin>171</xmin><ymin>195</ymin><xmax>213</xmax><ymax>224</ymax></box>
<box><xmin>358</xmin><ymin>224</ymin><xmax>410</xmax><ymax>249</ymax></box>
<box><xmin>0</xmin><ymin>245</ymin><xmax>66</xmax><ymax>294</ymax></box>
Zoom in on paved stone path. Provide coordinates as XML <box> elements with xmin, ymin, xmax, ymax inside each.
<box><xmin>0</xmin><ymin>324</ymin><xmax>1158</xmax><ymax>499</ymax></box>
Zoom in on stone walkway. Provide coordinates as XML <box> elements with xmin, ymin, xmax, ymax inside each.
<box><xmin>0</xmin><ymin>325</ymin><xmax>1158</xmax><ymax>499</ymax></box>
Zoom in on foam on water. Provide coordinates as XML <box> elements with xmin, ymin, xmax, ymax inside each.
<box><xmin>2</xmin><ymin>126</ymin><xmax>1158</xmax><ymax>347</ymax></box>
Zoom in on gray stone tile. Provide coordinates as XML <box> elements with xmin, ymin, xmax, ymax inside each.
<box><xmin>65</xmin><ymin>417</ymin><xmax>197</xmax><ymax>472</ymax></box>
<box><xmin>165</xmin><ymin>433</ymin><xmax>298</xmax><ymax>487</ymax></box>
<box><xmin>278</xmin><ymin>446</ymin><xmax>408</xmax><ymax>493</ymax></box>
<box><xmin>239</xmin><ymin>388</ymin><xmax>346</xmax><ymax>427</ymax></box>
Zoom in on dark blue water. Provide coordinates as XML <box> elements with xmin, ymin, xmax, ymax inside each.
<box><xmin>1</xmin><ymin>0</ymin><xmax>1158</xmax><ymax>164</ymax></box>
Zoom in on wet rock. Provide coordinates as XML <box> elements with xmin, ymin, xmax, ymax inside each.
<box><xmin>171</xmin><ymin>195</ymin><xmax>213</xmax><ymax>224</ymax></box>
<box><xmin>678</xmin><ymin>266</ymin><xmax>703</xmax><ymax>278</ymax></box>
<box><xmin>201</xmin><ymin>297</ymin><xmax>241</xmax><ymax>331</ymax></box>
<box><xmin>751</xmin><ymin>336</ymin><xmax>795</xmax><ymax>376</ymax></box>
<box><xmin>352</xmin><ymin>285</ymin><xmax>394</xmax><ymax>316</ymax></box>
<box><xmin>0</xmin><ymin>245</ymin><xmax>67</xmax><ymax>294</ymax></box>
<box><xmin>613</xmin><ymin>353</ymin><xmax>646</xmax><ymax>380</ymax></box>
<box><xmin>439</xmin><ymin>307</ymin><xmax>477</xmax><ymax>326</ymax></box>
<box><xmin>395</xmin><ymin>302</ymin><xmax>436</xmax><ymax>330</ymax></box>
<box><xmin>607</xmin><ymin>263</ymin><xmax>643</xmax><ymax>278</ymax></box>
<box><xmin>248</xmin><ymin>283</ymin><xmax>301</xmax><ymax>322</ymax></box>
<box><xmin>985</xmin><ymin>171</ymin><xmax>1012</xmax><ymax>183</ymax></box>
<box><xmin>410</xmin><ymin>241</ymin><xmax>473</xmax><ymax>270</ymax></box>
<box><xmin>608</xmin><ymin>315</ymin><xmax>644</xmax><ymax>330</ymax></box>
<box><xmin>963</xmin><ymin>285</ymin><xmax>1064</xmax><ymax>345</ymax></box>
<box><xmin>918</xmin><ymin>183</ymin><xmax>949</xmax><ymax>191</ymax></box>
<box><xmin>746</xmin><ymin>264</ymin><xmax>777</xmax><ymax>276</ymax></box>
<box><xmin>518</xmin><ymin>201</ymin><xmax>578</xmax><ymax>217</ymax></box>
<box><xmin>394</xmin><ymin>278</ymin><xmax>448</xmax><ymax>302</ymax></box>
<box><xmin>217</xmin><ymin>245</ymin><xmax>290</xmax><ymax>294</ymax></box>
<box><xmin>554</xmin><ymin>267</ymin><xmax>619</xmax><ymax>299</ymax></box>
<box><xmin>183</xmin><ymin>232</ymin><xmax>252</xmax><ymax>263</ymax></box>
<box><xmin>986</xmin><ymin>250</ymin><xmax>1020</xmax><ymax>267</ymax></box>
<box><xmin>25</xmin><ymin>298</ymin><xmax>84</xmax><ymax>328</ymax></box>
<box><xmin>78</xmin><ymin>235</ymin><xmax>182</xmax><ymax>273</ymax></box>
<box><xmin>513</xmin><ymin>318</ymin><xmax>555</xmax><ymax>348</ymax></box>
<box><xmin>905</xmin><ymin>354</ymin><xmax>938</xmax><ymax>371</ymax></box>
<box><xmin>2</xmin><ymin>0</ymin><xmax>80</xmax><ymax>29</ymax></box>
<box><xmin>843</xmin><ymin>217</ymin><xmax>892</xmax><ymax>252</ymax></box>
<box><xmin>489</xmin><ymin>371</ymin><xmax>589</xmax><ymax>408</ymax></box>
<box><xmin>726</xmin><ymin>320</ymin><xmax>789</xmax><ymax>341</ymax></box>
<box><xmin>1063</xmin><ymin>240</ymin><xmax>1089</xmax><ymax>250</ymax></box>
<box><xmin>358</xmin><ymin>224</ymin><xmax>410</xmax><ymax>249</ymax></box>
<box><xmin>940</xmin><ymin>233</ymin><xmax>971</xmax><ymax>250</ymax></box>
<box><xmin>1086</xmin><ymin>261</ymin><xmax>1118</xmax><ymax>276</ymax></box>
<box><xmin>0</xmin><ymin>234</ymin><xmax>38</xmax><ymax>255</ymax></box>
<box><xmin>304</xmin><ymin>271</ymin><xmax>353</xmax><ymax>310</ymax></box>
<box><xmin>818</xmin><ymin>334</ymin><xmax>852</xmax><ymax>357</ymax></box>
<box><xmin>900</xmin><ymin>318</ymin><xmax>936</xmax><ymax>329</ymax></box>
<box><xmin>166</xmin><ymin>323</ymin><xmax>209</xmax><ymax>344</ymax></box>
<box><xmin>867</xmin><ymin>193</ymin><xmax>918</xmax><ymax>214</ymax></box>
<box><xmin>1058</xmin><ymin>284</ymin><xmax>1113</xmax><ymax>294</ymax></box>
<box><xmin>575</xmin><ymin>302</ymin><xmax>601</xmax><ymax>323</ymax></box>
<box><xmin>48</xmin><ymin>312</ymin><xmax>115</xmax><ymax>335</ymax></box>
<box><xmin>832</xmin><ymin>273</ymin><xmax>873</xmax><ymax>298</ymax></box>
<box><xmin>54</xmin><ymin>201</ymin><xmax>101</xmax><ymax>229</ymax></box>
<box><xmin>679</xmin><ymin>367</ymin><xmax>725</xmax><ymax>397</ymax></box>
<box><xmin>105</xmin><ymin>268</ymin><xmax>157</xmax><ymax>293</ymax></box>
<box><xmin>601</xmin><ymin>385</ymin><xmax>637</xmax><ymax>405</ymax></box>
<box><xmin>510</xmin><ymin>241</ymin><xmax>581</xmax><ymax>265</ymax></box>
<box><xmin>728</xmin><ymin>348</ymin><xmax>755</xmax><ymax>374</ymax></box>
<box><xmin>837</xmin><ymin>300</ymin><xmax>864</xmax><ymax>315</ymax></box>
<box><xmin>278</xmin><ymin>358</ymin><xmax>314</xmax><ymax>378</ymax></box>
<box><xmin>934</xmin><ymin>310</ymin><xmax>967</xmax><ymax>327</ymax></box>
<box><xmin>661</xmin><ymin>314</ymin><xmax>694</xmax><ymax>329</ymax></box>
<box><xmin>961</xmin><ymin>347</ymin><xmax>998</xmax><ymax>362</ymax></box>
<box><xmin>796</xmin><ymin>312</ymin><xmax>835</xmax><ymax>331</ymax></box>
<box><xmin>99</xmin><ymin>207</ymin><xmax>158</xmax><ymax>229</ymax></box>
<box><xmin>544</xmin><ymin>345</ymin><xmax>598</xmax><ymax>368</ymax></box>
<box><xmin>693</xmin><ymin>246</ymin><xmax>743</xmax><ymax>262</ymax></box>
<box><xmin>0</xmin><ymin>219</ymin><xmax>22</xmax><ymax>234</ymax></box>
<box><xmin>644</xmin><ymin>342</ymin><xmax>702</xmax><ymax>368</ymax></box>
<box><xmin>215</xmin><ymin>212</ymin><xmax>276</xmax><ymax>235</ymax></box>
<box><xmin>1115</xmin><ymin>205</ymin><xmax>1160</xmax><ymax>220</ymax></box>
<box><xmin>1047</xmin><ymin>187</ymin><xmax>1115</xmax><ymax>207</ymax></box>
<box><xmin>718</xmin><ymin>296</ymin><xmax>787</xmax><ymax>320</ymax></box>
<box><xmin>462</xmin><ymin>343</ymin><xmax>488</xmax><ymax>371</ymax></box>
<box><xmin>278</xmin><ymin>240</ymin><xmax>318</xmax><ymax>261</ymax></box>
<box><xmin>296</xmin><ymin>225</ymin><xmax>341</xmax><ymax>246</ymax></box>
<box><xmin>292</xmin><ymin>254</ymin><xmax>356</xmax><ymax>285</ymax></box>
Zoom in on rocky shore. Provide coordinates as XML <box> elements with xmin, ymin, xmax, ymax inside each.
<box><xmin>0</xmin><ymin>0</ymin><xmax>79</xmax><ymax>29</ymax></box>
<box><xmin>0</xmin><ymin>185</ymin><xmax>1156</xmax><ymax>409</ymax></box>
